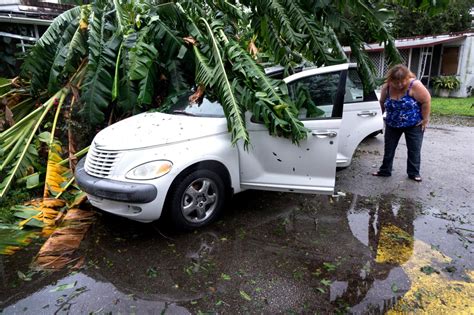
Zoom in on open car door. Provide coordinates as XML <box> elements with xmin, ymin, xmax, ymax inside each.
<box><xmin>238</xmin><ymin>64</ymin><xmax>349</xmax><ymax>194</ymax></box>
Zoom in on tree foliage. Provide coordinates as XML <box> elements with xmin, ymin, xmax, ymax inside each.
<box><xmin>18</xmin><ymin>0</ymin><xmax>400</xmax><ymax>143</ymax></box>
<box><xmin>382</xmin><ymin>0</ymin><xmax>474</xmax><ymax>38</ymax></box>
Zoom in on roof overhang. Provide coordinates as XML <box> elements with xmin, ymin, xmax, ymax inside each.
<box><xmin>0</xmin><ymin>0</ymin><xmax>72</xmax><ymax>22</ymax></box>
<box><xmin>344</xmin><ymin>34</ymin><xmax>470</xmax><ymax>53</ymax></box>
<box><xmin>0</xmin><ymin>14</ymin><xmax>53</xmax><ymax>25</ymax></box>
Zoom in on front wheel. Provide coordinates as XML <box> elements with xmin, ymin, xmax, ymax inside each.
<box><xmin>168</xmin><ymin>169</ymin><xmax>226</xmax><ymax>231</ymax></box>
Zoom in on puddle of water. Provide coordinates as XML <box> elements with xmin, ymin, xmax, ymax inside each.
<box><xmin>1</xmin><ymin>272</ymin><xmax>189</xmax><ymax>314</ymax></box>
<box><xmin>1</xmin><ymin>191</ymin><xmax>472</xmax><ymax>313</ymax></box>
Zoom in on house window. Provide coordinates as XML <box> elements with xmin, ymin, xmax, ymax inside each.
<box><xmin>368</xmin><ymin>52</ymin><xmax>384</xmax><ymax>77</ymax></box>
<box><xmin>441</xmin><ymin>47</ymin><xmax>459</xmax><ymax>75</ymax></box>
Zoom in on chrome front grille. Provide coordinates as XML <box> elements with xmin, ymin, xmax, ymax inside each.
<box><xmin>85</xmin><ymin>144</ymin><xmax>121</xmax><ymax>178</ymax></box>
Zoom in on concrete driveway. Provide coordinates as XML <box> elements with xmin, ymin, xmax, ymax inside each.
<box><xmin>336</xmin><ymin>117</ymin><xmax>473</xmax><ymax>222</ymax></box>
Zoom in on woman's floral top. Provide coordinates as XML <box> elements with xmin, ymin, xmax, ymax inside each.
<box><xmin>384</xmin><ymin>80</ymin><xmax>422</xmax><ymax>128</ymax></box>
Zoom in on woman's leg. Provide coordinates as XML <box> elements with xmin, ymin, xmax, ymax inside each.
<box><xmin>378</xmin><ymin>125</ymin><xmax>403</xmax><ymax>175</ymax></box>
<box><xmin>404</xmin><ymin>125</ymin><xmax>424</xmax><ymax>177</ymax></box>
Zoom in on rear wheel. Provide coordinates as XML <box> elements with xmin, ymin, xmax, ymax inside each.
<box><xmin>168</xmin><ymin>169</ymin><xmax>226</xmax><ymax>230</ymax></box>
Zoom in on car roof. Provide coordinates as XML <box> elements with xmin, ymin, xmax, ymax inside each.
<box><xmin>264</xmin><ymin>63</ymin><xmax>357</xmax><ymax>79</ymax></box>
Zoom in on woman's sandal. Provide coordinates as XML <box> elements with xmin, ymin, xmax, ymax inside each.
<box><xmin>408</xmin><ymin>175</ymin><xmax>422</xmax><ymax>182</ymax></box>
<box><xmin>372</xmin><ymin>171</ymin><xmax>391</xmax><ymax>177</ymax></box>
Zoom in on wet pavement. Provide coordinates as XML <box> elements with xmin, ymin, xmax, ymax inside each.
<box><xmin>1</xmin><ymin>119</ymin><xmax>473</xmax><ymax>314</ymax></box>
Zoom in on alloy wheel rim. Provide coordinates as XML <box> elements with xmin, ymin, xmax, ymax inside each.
<box><xmin>181</xmin><ymin>177</ymin><xmax>218</xmax><ymax>223</ymax></box>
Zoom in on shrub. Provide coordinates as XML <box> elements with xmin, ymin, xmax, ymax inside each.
<box><xmin>431</xmin><ymin>76</ymin><xmax>461</xmax><ymax>91</ymax></box>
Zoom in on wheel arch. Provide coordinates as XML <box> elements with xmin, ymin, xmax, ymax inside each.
<box><xmin>163</xmin><ymin>160</ymin><xmax>233</xmax><ymax>212</ymax></box>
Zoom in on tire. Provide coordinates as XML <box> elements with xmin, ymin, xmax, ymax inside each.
<box><xmin>168</xmin><ymin>169</ymin><xmax>226</xmax><ymax>230</ymax></box>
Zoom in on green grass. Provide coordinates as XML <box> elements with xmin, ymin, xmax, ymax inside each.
<box><xmin>431</xmin><ymin>97</ymin><xmax>474</xmax><ymax>117</ymax></box>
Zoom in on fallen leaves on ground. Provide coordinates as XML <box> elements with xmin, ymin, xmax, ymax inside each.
<box><xmin>33</xmin><ymin>207</ymin><xmax>95</xmax><ymax>270</ymax></box>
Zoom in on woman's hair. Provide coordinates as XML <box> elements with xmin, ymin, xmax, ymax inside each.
<box><xmin>385</xmin><ymin>64</ymin><xmax>415</xmax><ymax>82</ymax></box>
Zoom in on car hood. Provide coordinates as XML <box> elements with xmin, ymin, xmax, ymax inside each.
<box><xmin>93</xmin><ymin>112</ymin><xmax>228</xmax><ymax>151</ymax></box>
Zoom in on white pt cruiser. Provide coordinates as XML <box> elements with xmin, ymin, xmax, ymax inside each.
<box><xmin>75</xmin><ymin>63</ymin><xmax>382</xmax><ymax>230</ymax></box>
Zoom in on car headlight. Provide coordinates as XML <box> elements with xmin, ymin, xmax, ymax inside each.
<box><xmin>126</xmin><ymin>160</ymin><xmax>173</xmax><ymax>180</ymax></box>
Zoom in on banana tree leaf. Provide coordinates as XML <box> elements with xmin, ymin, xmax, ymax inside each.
<box><xmin>12</xmin><ymin>205</ymin><xmax>41</xmax><ymax>219</ymax></box>
<box><xmin>0</xmin><ymin>224</ymin><xmax>39</xmax><ymax>255</ymax></box>
<box><xmin>26</xmin><ymin>173</ymin><xmax>40</xmax><ymax>189</ymax></box>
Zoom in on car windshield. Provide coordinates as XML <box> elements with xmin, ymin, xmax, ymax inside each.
<box><xmin>167</xmin><ymin>92</ymin><xmax>225</xmax><ymax>118</ymax></box>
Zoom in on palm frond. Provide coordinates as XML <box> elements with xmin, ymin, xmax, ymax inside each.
<box><xmin>224</xmin><ymin>38</ymin><xmax>308</xmax><ymax>143</ymax></box>
<box><xmin>115</xmin><ymin>35</ymin><xmax>138</xmax><ymax>113</ymax></box>
<box><xmin>0</xmin><ymin>125</ymin><xmax>38</xmax><ymax>198</ymax></box>
<box><xmin>286</xmin><ymin>1</ymin><xmax>344</xmax><ymax>65</ymax></box>
<box><xmin>21</xmin><ymin>6</ymin><xmax>82</xmax><ymax>95</ymax></box>
<box><xmin>112</xmin><ymin>0</ymin><xmax>127</xmax><ymax>34</ymax></box>
<box><xmin>10</xmin><ymin>98</ymin><xmax>37</xmax><ymax>123</ymax></box>
<box><xmin>0</xmin><ymin>124</ymin><xmax>31</xmax><ymax>171</ymax></box>
<box><xmin>345</xmin><ymin>0</ymin><xmax>401</xmax><ymax>67</ymax></box>
<box><xmin>325</xmin><ymin>27</ymin><xmax>349</xmax><ymax>62</ymax></box>
<box><xmin>33</xmin><ymin>207</ymin><xmax>94</xmax><ymax>270</ymax></box>
<box><xmin>137</xmin><ymin>62</ymin><xmax>158</xmax><ymax>106</ymax></box>
<box><xmin>149</xmin><ymin>16</ymin><xmax>186</xmax><ymax>61</ymax></box>
<box><xmin>164</xmin><ymin>60</ymin><xmax>191</xmax><ymax>95</ymax></box>
<box><xmin>256</xmin><ymin>16</ymin><xmax>293</xmax><ymax>65</ymax></box>
<box><xmin>44</xmin><ymin>148</ymin><xmax>70</xmax><ymax>198</ymax></box>
<box><xmin>214</xmin><ymin>0</ymin><xmax>245</xmax><ymax>21</ymax></box>
<box><xmin>194</xmin><ymin>49</ymin><xmax>215</xmax><ymax>87</ymax></box>
<box><xmin>0</xmin><ymin>103</ymin><xmax>45</xmax><ymax>142</ymax></box>
<box><xmin>62</xmin><ymin>20</ymin><xmax>88</xmax><ymax>76</ymax></box>
<box><xmin>267</xmin><ymin>0</ymin><xmax>307</xmax><ymax>48</ymax></box>
<box><xmin>15</xmin><ymin>146</ymin><xmax>89</xmax><ymax>189</ymax></box>
<box><xmin>43</xmin><ymin>92</ymin><xmax>69</xmax><ymax>198</ymax></box>
<box><xmin>129</xmin><ymin>41</ymin><xmax>159</xmax><ymax>81</ymax></box>
<box><xmin>14</xmin><ymin>198</ymin><xmax>65</xmax><ymax>228</ymax></box>
<box><xmin>80</xmin><ymin>8</ymin><xmax>121</xmax><ymax>125</ymax></box>
<box><xmin>349</xmin><ymin>38</ymin><xmax>378</xmax><ymax>91</ymax></box>
<box><xmin>0</xmin><ymin>91</ymin><xmax>62</xmax><ymax>198</ymax></box>
<box><xmin>126</xmin><ymin>28</ymin><xmax>159</xmax><ymax>106</ymax></box>
<box><xmin>0</xmin><ymin>79</ymin><xmax>11</xmax><ymax>95</ymax></box>
<box><xmin>178</xmin><ymin>0</ymin><xmax>207</xmax><ymax>19</ymax></box>
<box><xmin>195</xmin><ymin>18</ymin><xmax>248</xmax><ymax>145</ymax></box>
<box><xmin>47</xmin><ymin>19</ymin><xmax>81</xmax><ymax>93</ymax></box>
<box><xmin>0</xmin><ymin>224</ymin><xmax>38</xmax><ymax>255</ymax></box>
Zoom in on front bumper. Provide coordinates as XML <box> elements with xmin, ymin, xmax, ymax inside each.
<box><xmin>75</xmin><ymin>158</ymin><xmax>158</xmax><ymax>203</ymax></box>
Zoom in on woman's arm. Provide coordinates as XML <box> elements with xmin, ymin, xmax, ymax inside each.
<box><xmin>379</xmin><ymin>84</ymin><xmax>387</xmax><ymax>114</ymax></box>
<box><xmin>411</xmin><ymin>80</ymin><xmax>431</xmax><ymax>130</ymax></box>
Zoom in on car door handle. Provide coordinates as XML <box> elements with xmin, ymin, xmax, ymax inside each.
<box><xmin>312</xmin><ymin>130</ymin><xmax>337</xmax><ymax>138</ymax></box>
<box><xmin>357</xmin><ymin>111</ymin><xmax>377</xmax><ymax>117</ymax></box>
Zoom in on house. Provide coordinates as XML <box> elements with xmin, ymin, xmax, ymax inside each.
<box><xmin>0</xmin><ymin>0</ymin><xmax>71</xmax><ymax>76</ymax></box>
<box><xmin>344</xmin><ymin>32</ymin><xmax>474</xmax><ymax>98</ymax></box>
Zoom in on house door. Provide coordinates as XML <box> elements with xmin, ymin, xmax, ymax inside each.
<box><xmin>441</xmin><ymin>47</ymin><xmax>460</xmax><ymax>75</ymax></box>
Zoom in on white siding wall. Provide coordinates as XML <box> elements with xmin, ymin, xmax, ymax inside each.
<box><xmin>451</xmin><ymin>35</ymin><xmax>474</xmax><ymax>97</ymax></box>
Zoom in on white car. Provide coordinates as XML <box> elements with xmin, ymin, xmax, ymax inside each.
<box><xmin>75</xmin><ymin>63</ymin><xmax>382</xmax><ymax>230</ymax></box>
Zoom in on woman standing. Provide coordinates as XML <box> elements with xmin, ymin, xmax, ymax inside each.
<box><xmin>373</xmin><ymin>64</ymin><xmax>431</xmax><ymax>182</ymax></box>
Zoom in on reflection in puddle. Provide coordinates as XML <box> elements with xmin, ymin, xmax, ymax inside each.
<box><xmin>1</xmin><ymin>192</ymin><xmax>472</xmax><ymax>313</ymax></box>
<box><xmin>344</xmin><ymin>194</ymin><xmax>472</xmax><ymax>313</ymax></box>
<box><xmin>388</xmin><ymin>240</ymin><xmax>473</xmax><ymax>313</ymax></box>
<box><xmin>1</xmin><ymin>272</ymin><xmax>190</xmax><ymax>314</ymax></box>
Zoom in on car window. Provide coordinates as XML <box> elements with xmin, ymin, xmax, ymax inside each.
<box><xmin>287</xmin><ymin>72</ymin><xmax>341</xmax><ymax>119</ymax></box>
<box><xmin>345</xmin><ymin>69</ymin><xmax>364</xmax><ymax>103</ymax></box>
<box><xmin>167</xmin><ymin>92</ymin><xmax>225</xmax><ymax>117</ymax></box>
